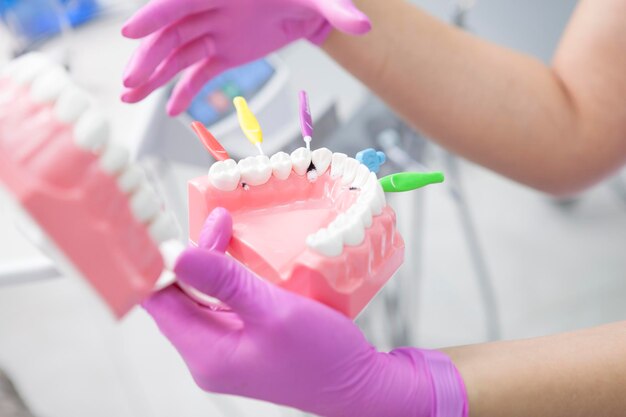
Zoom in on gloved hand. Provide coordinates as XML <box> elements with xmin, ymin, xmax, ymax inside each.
<box><xmin>121</xmin><ymin>0</ymin><xmax>371</xmax><ymax>115</ymax></box>
<box><xmin>144</xmin><ymin>208</ymin><xmax>469</xmax><ymax>417</ymax></box>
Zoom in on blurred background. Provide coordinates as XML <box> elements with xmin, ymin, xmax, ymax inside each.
<box><xmin>1</xmin><ymin>0</ymin><xmax>626</xmax><ymax>416</ymax></box>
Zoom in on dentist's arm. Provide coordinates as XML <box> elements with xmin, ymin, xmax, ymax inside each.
<box><xmin>444</xmin><ymin>321</ymin><xmax>626</xmax><ymax>417</ymax></box>
<box><xmin>323</xmin><ymin>0</ymin><xmax>626</xmax><ymax>195</ymax></box>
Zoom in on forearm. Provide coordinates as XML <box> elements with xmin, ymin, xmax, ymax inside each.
<box><xmin>442</xmin><ymin>321</ymin><xmax>626</xmax><ymax>417</ymax></box>
<box><xmin>322</xmin><ymin>0</ymin><xmax>626</xmax><ymax>195</ymax></box>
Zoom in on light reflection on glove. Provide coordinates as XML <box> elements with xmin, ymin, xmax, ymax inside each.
<box><xmin>143</xmin><ymin>208</ymin><xmax>468</xmax><ymax>417</ymax></box>
<box><xmin>121</xmin><ymin>0</ymin><xmax>371</xmax><ymax>115</ymax></box>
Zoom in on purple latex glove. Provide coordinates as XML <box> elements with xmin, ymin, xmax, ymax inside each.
<box><xmin>121</xmin><ymin>0</ymin><xmax>371</xmax><ymax>115</ymax></box>
<box><xmin>144</xmin><ymin>208</ymin><xmax>469</xmax><ymax>417</ymax></box>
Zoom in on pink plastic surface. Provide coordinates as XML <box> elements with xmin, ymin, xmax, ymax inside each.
<box><xmin>0</xmin><ymin>76</ymin><xmax>164</xmax><ymax>317</ymax></box>
<box><xmin>188</xmin><ymin>171</ymin><xmax>405</xmax><ymax>318</ymax></box>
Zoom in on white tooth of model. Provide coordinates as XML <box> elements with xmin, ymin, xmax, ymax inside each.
<box><xmin>306</xmin><ymin>228</ymin><xmax>343</xmax><ymax>257</ymax></box>
<box><xmin>99</xmin><ymin>144</ymin><xmax>129</xmax><ymax>175</ymax></box>
<box><xmin>371</xmin><ymin>173</ymin><xmax>387</xmax><ymax>208</ymax></box>
<box><xmin>290</xmin><ymin>147</ymin><xmax>312</xmax><ymax>176</ymax></box>
<box><xmin>55</xmin><ymin>86</ymin><xmax>91</xmax><ymax>123</ymax></box>
<box><xmin>330</xmin><ymin>153</ymin><xmax>347</xmax><ymax>179</ymax></box>
<box><xmin>329</xmin><ymin>214</ymin><xmax>366</xmax><ymax>247</ymax></box>
<box><xmin>238</xmin><ymin>155</ymin><xmax>272</xmax><ymax>186</ymax></box>
<box><xmin>351</xmin><ymin>164</ymin><xmax>371</xmax><ymax>188</ymax></box>
<box><xmin>341</xmin><ymin>158</ymin><xmax>360</xmax><ymax>185</ymax></box>
<box><xmin>270</xmin><ymin>152</ymin><xmax>292</xmax><ymax>180</ymax></box>
<box><xmin>311</xmin><ymin>148</ymin><xmax>332</xmax><ymax>174</ymax></box>
<box><xmin>149</xmin><ymin>212</ymin><xmax>179</xmax><ymax>243</ymax></box>
<box><xmin>361</xmin><ymin>187</ymin><xmax>384</xmax><ymax>216</ymax></box>
<box><xmin>362</xmin><ymin>173</ymin><xmax>378</xmax><ymax>193</ymax></box>
<box><xmin>375</xmin><ymin>179</ymin><xmax>387</xmax><ymax>208</ymax></box>
<box><xmin>73</xmin><ymin>109</ymin><xmax>109</xmax><ymax>152</ymax></box>
<box><xmin>347</xmin><ymin>201</ymin><xmax>373</xmax><ymax>228</ymax></box>
<box><xmin>13</xmin><ymin>54</ymin><xmax>51</xmax><ymax>86</ymax></box>
<box><xmin>209</xmin><ymin>159</ymin><xmax>241</xmax><ymax>191</ymax></box>
<box><xmin>31</xmin><ymin>66</ymin><xmax>71</xmax><ymax>103</ymax></box>
<box><xmin>118</xmin><ymin>165</ymin><xmax>145</xmax><ymax>193</ymax></box>
<box><xmin>130</xmin><ymin>184</ymin><xmax>161</xmax><ymax>223</ymax></box>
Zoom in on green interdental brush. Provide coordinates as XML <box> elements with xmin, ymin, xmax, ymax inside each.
<box><xmin>379</xmin><ymin>172</ymin><xmax>445</xmax><ymax>193</ymax></box>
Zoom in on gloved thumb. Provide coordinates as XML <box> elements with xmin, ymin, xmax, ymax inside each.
<box><xmin>174</xmin><ymin>249</ymin><xmax>276</xmax><ymax>321</ymax></box>
<box><xmin>314</xmin><ymin>0</ymin><xmax>371</xmax><ymax>35</ymax></box>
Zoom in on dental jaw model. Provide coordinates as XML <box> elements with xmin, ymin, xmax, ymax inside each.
<box><xmin>0</xmin><ymin>52</ymin><xmax>437</xmax><ymax>319</ymax></box>
<box><xmin>188</xmin><ymin>94</ymin><xmax>405</xmax><ymax>318</ymax></box>
<box><xmin>0</xmin><ymin>53</ymin><xmax>178</xmax><ymax>317</ymax></box>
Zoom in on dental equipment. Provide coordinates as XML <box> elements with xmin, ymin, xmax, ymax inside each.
<box><xmin>356</xmin><ymin>148</ymin><xmax>386</xmax><ymax>174</ymax></box>
<box><xmin>380</xmin><ymin>172</ymin><xmax>445</xmax><ymax>193</ymax></box>
<box><xmin>233</xmin><ymin>96</ymin><xmax>264</xmax><ymax>156</ymax></box>
<box><xmin>191</xmin><ymin>121</ymin><xmax>231</xmax><ymax>162</ymax></box>
<box><xmin>299</xmin><ymin>90</ymin><xmax>313</xmax><ymax>151</ymax></box>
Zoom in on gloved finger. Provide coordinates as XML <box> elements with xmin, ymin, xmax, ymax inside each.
<box><xmin>313</xmin><ymin>0</ymin><xmax>371</xmax><ymax>35</ymax></box>
<box><xmin>124</xmin><ymin>11</ymin><xmax>217</xmax><ymax>88</ymax></box>
<box><xmin>143</xmin><ymin>285</ymin><xmax>231</xmax><ymax>353</ymax></box>
<box><xmin>174</xmin><ymin>249</ymin><xmax>277</xmax><ymax>322</ymax></box>
<box><xmin>122</xmin><ymin>36</ymin><xmax>216</xmax><ymax>102</ymax></box>
<box><xmin>197</xmin><ymin>207</ymin><xmax>232</xmax><ymax>252</ymax></box>
<box><xmin>167</xmin><ymin>59</ymin><xmax>226</xmax><ymax>116</ymax></box>
<box><xmin>121</xmin><ymin>67</ymin><xmax>175</xmax><ymax>103</ymax></box>
<box><xmin>122</xmin><ymin>0</ymin><xmax>221</xmax><ymax>39</ymax></box>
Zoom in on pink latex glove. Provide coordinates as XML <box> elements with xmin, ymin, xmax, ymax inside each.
<box><xmin>143</xmin><ymin>208</ymin><xmax>469</xmax><ymax>417</ymax></box>
<box><xmin>121</xmin><ymin>0</ymin><xmax>371</xmax><ymax>115</ymax></box>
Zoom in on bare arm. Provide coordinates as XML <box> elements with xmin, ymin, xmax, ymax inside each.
<box><xmin>322</xmin><ymin>0</ymin><xmax>626</xmax><ymax>195</ymax></box>
<box><xmin>442</xmin><ymin>321</ymin><xmax>626</xmax><ymax>417</ymax></box>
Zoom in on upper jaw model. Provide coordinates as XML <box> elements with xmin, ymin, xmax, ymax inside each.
<box><xmin>189</xmin><ymin>98</ymin><xmax>405</xmax><ymax>318</ymax></box>
<box><xmin>0</xmin><ymin>53</ymin><xmax>178</xmax><ymax>317</ymax></box>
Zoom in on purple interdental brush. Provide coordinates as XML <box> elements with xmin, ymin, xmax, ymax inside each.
<box><xmin>299</xmin><ymin>90</ymin><xmax>313</xmax><ymax>151</ymax></box>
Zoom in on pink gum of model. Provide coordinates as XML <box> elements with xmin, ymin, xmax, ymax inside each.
<box><xmin>0</xmin><ymin>78</ymin><xmax>164</xmax><ymax>317</ymax></box>
<box><xmin>188</xmin><ymin>172</ymin><xmax>405</xmax><ymax>318</ymax></box>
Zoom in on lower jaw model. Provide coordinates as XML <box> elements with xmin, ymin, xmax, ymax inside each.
<box><xmin>190</xmin><ymin>145</ymin><xmax>405</xmax><ymax>319</ymax></box>
<box><xmin>0</xmin><ymin>52</ymin><xmax>404</xmax><ymax>320</ymax></box>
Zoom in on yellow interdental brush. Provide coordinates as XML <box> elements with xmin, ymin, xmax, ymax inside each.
<box><xmin>233</xmin><ymin>96</ymin><xmax>264</xmax><ymax>156</ymax></box>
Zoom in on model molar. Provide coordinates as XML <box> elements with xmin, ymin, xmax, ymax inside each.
<box><xmin>209</xmin><ymin>159</ymin><xmax>241</xmax><ymax>191</ymax></box>
<box><xmin>238</xmin><ymin>155</ymin><xmax>272</xmax><ymax>186</ymax></box>
<box><xmin>269</xmin><ymin>152</ymin><xmax>292</xmax><ymax>180</ymax></box>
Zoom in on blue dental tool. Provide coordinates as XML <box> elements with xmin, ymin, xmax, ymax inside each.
<box><xmin>356</xmin><ymin>148</ymin><xmax>386</xmax><ymax>174</ymax></box>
